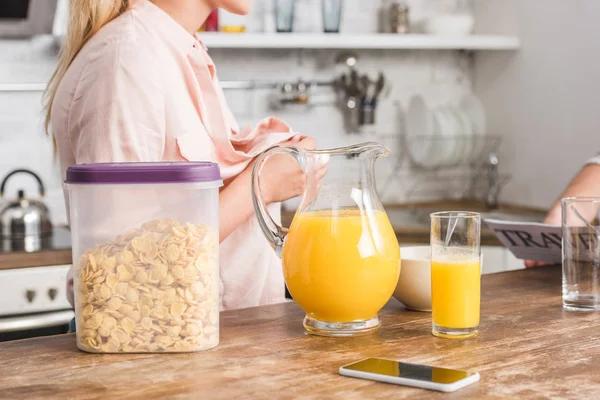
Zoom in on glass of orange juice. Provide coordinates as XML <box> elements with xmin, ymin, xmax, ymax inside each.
<box><xmin>430</xmin><ymin>212</ymin><xmax>481</xmax><ymax>339</ymax></box>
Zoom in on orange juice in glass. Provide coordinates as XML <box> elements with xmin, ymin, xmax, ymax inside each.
<box><xmin>430</xmin><ymin>212</ymin><xmax>481</xmax><ymax>339</ymax></box>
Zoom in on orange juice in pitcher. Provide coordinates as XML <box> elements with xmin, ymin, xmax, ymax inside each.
<box><xmin>283</xmin><ymin>210</ymin><xmax>399</xmax><ymax>324</ymax></box>
<box><xmin>252</xmin><ymin>143</ymin><xmax>400</xmax><ymax>337</ymax></box>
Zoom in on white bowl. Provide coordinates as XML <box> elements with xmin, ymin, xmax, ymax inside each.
<box><xmin>393</xmin><ymin>246</ymin><xmax>432</xmax><ymax>312</ymax></box>
<box><xmin>424</xmin><ymin>14</ymin><xmax>475</xmax><ymax>36</ymax></box>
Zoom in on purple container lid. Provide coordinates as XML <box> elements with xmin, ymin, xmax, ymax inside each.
<box><xmin>66</xmin><ymin>162</ymin><xmax>221</xmax><ymax>184</ymax></box>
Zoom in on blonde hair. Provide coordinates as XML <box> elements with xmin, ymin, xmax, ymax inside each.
<box><xmin>44</xmin><ymin>0</ymin><xmax>130</xmax><ymax>140</ymax></box>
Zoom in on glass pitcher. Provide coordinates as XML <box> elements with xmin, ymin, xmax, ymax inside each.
<box><xmin>252</xmin><ymin>142</ymin><xmax>400</xmax><ymax>337</ymax></box>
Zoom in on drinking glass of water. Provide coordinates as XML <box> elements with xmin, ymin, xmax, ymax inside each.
<box><xmin>275</xmin><ymin>0</ymin><xmax>296</xmax><ymax>32</ymax></box>
<box><xmin>562</xmin><ymin>197</ymin><xmax>600</xmax><ymax>311</ymax></box>
<box><xmin>322</xmin><ymin>0</ymin><xmax>343</xmax><ymax>33</ymax></box>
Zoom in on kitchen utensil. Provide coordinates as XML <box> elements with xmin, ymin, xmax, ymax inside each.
<box><xmin>252</xmin><ymin>142</ymin><xmax>400</xmax><ymax>337</ymax></box>
<box><xmin>65</xmin><ymin>162</ymin><xmax>223</xmax><ymax>353</ymax></box>
<box><xmin>438</xmin><ymin>107</ymin><xmax>462</xmax><ymax>165</ymax></box>
<box><xmin>451</xmin><ymin>105</ymin><xmax>473</xmax><ymax>164</ymax></box>
<box><xmin>360</xmin><ymin>101</ymin><xmax>376</xmax><ymax>125</ymax></box>
<box><xmin>349</xmin><ymin>69</ymin><xmax>359</xmax><ymax>93</ymax></box>
<box><xmin>335</xmin><ymin>52</ymin><xmax>358</xmax><ymax>68</ymax></box>
<box><xmin>460</xmin><ymin>93</ymin><xmax>486</xmax><ymax>161</ymax></box>
<box><xmin>360</xmin><ymin>74</ymin><xmax>371</xmax><ymax>101</ymax></box>
<box><xmin>0</xmin><ymin>169</ymin><xmax>52</xmax><ymax>248</ymax></box>
<box><xmin>343</xmin><ymin>96</ymin><xmax>361</xmax><ymax>132</ymax></box>
<box><xmin>322</xmin><ymin>0</ymin><xmax>343</xmax><ymax>33</ymax></box>
<box><xmin>275</xmin><ymin>80</ymin><xmax>311</xmax><ymax>106</ymax></box>
<box><xmin>405</xmin><ymin>95</ymin><xmax>437</xmax><ymax>168</ymax></box>
<box><xmin>430</xmin><ymin>211</ymin><xmax>481</xmax><ymax>339</ymax></box>
<box><xmin>372</xmin><ymin>73</ymin><xmax>386</xmax><ymax>103</ymax></box>
<box><xmin>460</xmin><ymin>93</ymin><xmax>486</xmax><ymax>135</ymax></box>
<box><xmin>342</xmin><ymin>73</ymin><xmax>351</xmax><ymax>92</ymax></box>
<box><xmin>432</xmin><ymin>107</ymin><xmax>457</xmax><ymax>166</ymax></box>
<box><xmin>393</xmin><ymin>246</ymin><xmax>431</xmax><ymax>311</ymax></box>
<box><xmin>275</xmin><ymin>0</ymin><xmax>295</xmax><ymax>32</ymax></box>
<box><xmin>333</xmin><ymin>74</ymin><xmax>346</xmax><ymax>92</ymax></box>
<box><xmin>393</xmin><ymin>246</ymin><xmax>485</xmax><ymax>314</ymax></box>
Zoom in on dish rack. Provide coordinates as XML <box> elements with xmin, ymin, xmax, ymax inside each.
<box><xmin>402</xmin><ymin>134</ymin><xmax>501</xmax><ymax>169</ymax></box>
<box><xmin>379</xmin><ymin>134</ymin><xmax>511</xmax><ymax>204</ymax></box>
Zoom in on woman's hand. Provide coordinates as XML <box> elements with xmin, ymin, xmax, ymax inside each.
<box><xmin>254</xmin><ymin>135</ymin><xmax>327</xmax><ymax>204</ymax></box>
<box><xmin>219</xmin><ymin>135</ymin><xmax>326</xmax><ymax>242</ymax></box>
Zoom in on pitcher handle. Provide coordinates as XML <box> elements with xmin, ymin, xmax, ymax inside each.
<box><xmin>251</xmin><ymin>145</ymin><xmax>306</xmax><ymax>257</ymax></box>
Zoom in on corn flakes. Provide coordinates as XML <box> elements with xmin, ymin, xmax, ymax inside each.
<box><xmin>75</xmin><ymin>219</ymin><xmax>219</xmax><ymax>353</ymax></box>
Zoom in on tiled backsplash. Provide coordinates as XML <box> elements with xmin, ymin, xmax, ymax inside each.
<box><xmin>0</xmin><ymin>1</ymin><xmax>472</xmax><ymax>226</ymax></box>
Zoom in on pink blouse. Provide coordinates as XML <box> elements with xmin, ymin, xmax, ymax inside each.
<box><xmin>52</xmin><ymin>0</ymin><xmax>294</xmax><ymax>310</ymax></box>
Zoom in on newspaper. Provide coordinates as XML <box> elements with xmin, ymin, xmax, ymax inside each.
<box><xmin>484</xmin><ymin>219</ymin><xmax>562</xmax><ymax>263</ymax></box>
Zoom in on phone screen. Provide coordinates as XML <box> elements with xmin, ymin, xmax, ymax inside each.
<box><xmin>343</xmin><ymin>358</ymin><xmax>475</xmax><ymax>384</ymax></box>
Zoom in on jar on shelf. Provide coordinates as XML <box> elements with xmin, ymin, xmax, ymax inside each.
<box><xmin>219</xmin><ymin>9</ymin><xmax>247</xmax><ymax>33</ymax></box>
<box><xmin>66</xmin><ymin>162</ymin><xmax>223</xmax><ymax>353</ymax></box>
<box><xmin>425</xmin><ymin>0</ymin><xmax>474</xmax><ymax>36</ymax></box>
<box><xmin>204</xmin><ymin>9</ymin><xmax>219</xmax><ymax>32</ymax></box>
<box><xmin>389</xmin><ymin>2</ymin><xmax>409</xmax><ymax>34</ymax></box>
<box><xmin>262</xmin><ymin>0</ymin><xmax>276</xmax><ymax>33</ymax></box>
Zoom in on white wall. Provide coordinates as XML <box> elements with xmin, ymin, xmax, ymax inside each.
<box><xmin>0</xmin><ymin>0</ymin><xmax>473</xmax><ymax>226</ymax></box>
<box><xmin>0</xmin><ymin>36</ymin><xmax>63</xmax><ymax>222</ymax></box>
<box><xmin>475</xmin><ymin>0</ymin><xmax>600</xmax><ymax>209</ymax></box>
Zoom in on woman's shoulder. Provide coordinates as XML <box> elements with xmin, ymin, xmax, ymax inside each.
<box><xmin>62</xmin><ymin>16</ymin><xmax>168</xmax><ymax>104</ymax></box>
<box><xmin>77</xmin><ymin>12</ymin><xmax>163</xmax><ymax>72</ymax></box>
<box><xmin>53</xmin><ymin>14</ymin><xmax>165</xmax><ymax>132</ymax></box>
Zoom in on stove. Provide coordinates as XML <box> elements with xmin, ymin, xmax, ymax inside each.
<box><xmin>0</xmin><ymin>226</ymin><xmax>74</xmax><ymax>341</ymax></box>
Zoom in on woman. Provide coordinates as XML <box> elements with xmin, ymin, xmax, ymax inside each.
<box><xmin>44</xmin><ymin>0</ymin><xmax>323</xmax><ymax>309</ymax></box>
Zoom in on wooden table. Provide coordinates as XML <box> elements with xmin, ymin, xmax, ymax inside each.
<box><xmin>1</xmin><ymin>266</ymin><xmax>598</xmax><ymax>399</ymax></box>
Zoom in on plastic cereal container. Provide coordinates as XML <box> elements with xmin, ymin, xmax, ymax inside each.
<box><xmin>65</xmin><ymin>163</ymin><xmax>222</xmax><ymax>353</ymax></box>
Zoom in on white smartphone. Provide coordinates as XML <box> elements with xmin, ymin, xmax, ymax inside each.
<box><xmin>339</xmin><ymin>358</ymin><xmax>480</xmax><ymax>393</ymax></box>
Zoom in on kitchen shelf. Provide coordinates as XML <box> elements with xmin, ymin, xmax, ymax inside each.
<box><xmin>196</xmin><ymin>33</ymin><xmax>520</xmax><ymax>51</ymax></box>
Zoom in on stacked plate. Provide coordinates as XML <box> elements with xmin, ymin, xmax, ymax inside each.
<box><xmin>405</xmin><ymin>94</ymin><xmax>486</xmax><ymax>168</ymax></box>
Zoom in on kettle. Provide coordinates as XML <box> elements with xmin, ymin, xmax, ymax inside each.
<box><xmin>0</xmin><ymin>169</ymin><xmax>53</xmax><ymax>244</ymax></box>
